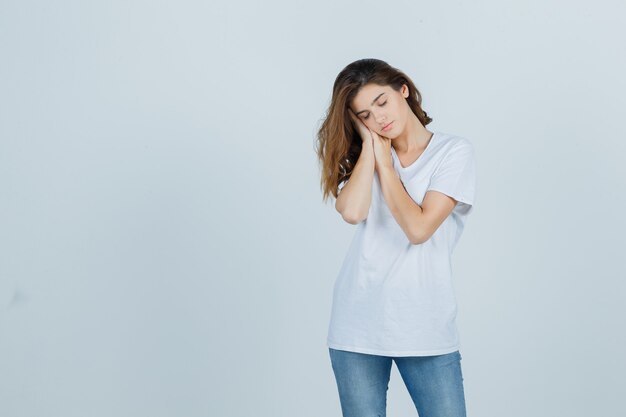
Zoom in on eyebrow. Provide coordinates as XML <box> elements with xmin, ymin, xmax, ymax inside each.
<box><xmin>355</xmin><ymin>93</ymin><xmax>385</xmax><ymax>116</ymax></box>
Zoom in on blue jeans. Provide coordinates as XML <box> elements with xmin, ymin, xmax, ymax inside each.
<box><xmin>329</xmin><ymin>348</ymin><xmax>467</xmax><ymax>417</ymax></box>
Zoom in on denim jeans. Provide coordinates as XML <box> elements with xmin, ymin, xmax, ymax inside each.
<box><xmin>329</xmin><ymin>348</ymin><xmax>467</xmax><ymax>417</ymax></box>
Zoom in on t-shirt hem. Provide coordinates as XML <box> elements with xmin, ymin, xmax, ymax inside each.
<box><xmin>327</xmin><ymin>339</ymin><xmax>460</xmax><ymax>357</ymax></box>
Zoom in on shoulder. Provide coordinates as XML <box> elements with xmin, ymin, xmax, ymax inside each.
<box><xmin>432</xmin><ymin>132</ymin><xmax>474</xmax><ymax>160</ymax></box>
<box><xmin>438</xmin><ymin>132</ymin><xmax>473</xmax><ymax>149</ymax></box>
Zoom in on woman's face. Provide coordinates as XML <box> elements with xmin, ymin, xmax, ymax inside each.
<box><xmin>350</xmin><ymin>83</ymin><xmax>410</xmax><ymax>138</ymax></box>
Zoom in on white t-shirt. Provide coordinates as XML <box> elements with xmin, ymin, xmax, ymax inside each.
<box><xmin>327</xmin><ymin>131</ymin><xmax>476</xmax><ymax>357</ymax></box>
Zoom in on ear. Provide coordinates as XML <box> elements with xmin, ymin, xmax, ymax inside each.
<box><xmin>401</xmin><ymin>84</ymin><xmax>409</xmax><ymax>98</ymax></box>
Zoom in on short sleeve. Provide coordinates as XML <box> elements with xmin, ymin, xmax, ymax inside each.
<box><xmin>426</xmin><ymin>139</ymin><xmax>476</xmax><ymax>209</ymax></box>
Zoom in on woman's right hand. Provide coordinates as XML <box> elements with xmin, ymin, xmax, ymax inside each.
<box><xmin>348</xmin><ymin>108</ymin><xmax>373</xmax><ymax>144</ymax></box>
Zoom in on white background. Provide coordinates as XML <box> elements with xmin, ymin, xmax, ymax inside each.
<box><xmin>1</xmin><ymin>0</ymin><xmax>625</xmax><ymax>416</ymax></box>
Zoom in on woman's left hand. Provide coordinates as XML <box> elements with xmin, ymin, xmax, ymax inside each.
<box><xmin>371</xmin><ymin>129</ymin><xmax>393</xmax><ymax>171</ymax></box>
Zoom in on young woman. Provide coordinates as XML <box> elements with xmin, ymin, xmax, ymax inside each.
<box><xmin>315</xmin><ymin>58</ymin><xmax>476</xmax><ymax>417</ymax></box>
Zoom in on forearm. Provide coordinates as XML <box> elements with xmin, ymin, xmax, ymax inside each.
<box><xmin>335</xmin><ymin>140</ymin><xmax>375</xmax><ymax>223</ymax></box>
<box><xmin>377</xmin><ymin>165</ymin><xmax>425</xmax><ymax>243</ymax></box>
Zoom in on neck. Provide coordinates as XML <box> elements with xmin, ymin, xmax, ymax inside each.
<box><xmin>392</xmin><ymin>114</ymin><xmax>432</xmax><ymax>153</ymax></box>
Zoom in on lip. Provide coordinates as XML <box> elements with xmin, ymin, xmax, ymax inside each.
<box><xmin>382</xmin><ymin>121</ymin><xmax>393</xmax><ymax>131</ymax></box>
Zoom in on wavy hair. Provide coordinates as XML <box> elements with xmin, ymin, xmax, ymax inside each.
<box><xmin>315</xmin><ymin>58</ymin><xmax>433</xmax><ymax>202</ymax></box>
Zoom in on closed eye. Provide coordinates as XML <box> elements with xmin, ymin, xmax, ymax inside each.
<box><xmin>362</xmin><ymin>101</ymin><xmax>387</xmax><ymax>120</ymax></box>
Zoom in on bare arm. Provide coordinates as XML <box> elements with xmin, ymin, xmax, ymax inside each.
<box><xmin>335</xmin><ymin>139</ymin><xmax>375</xmax><ymax>224</ymax></box>
<box><xmin>334</xmin><ymin>109</ymin><xmax>376</xmax><ymax>224</ymax></box>
<box><xmin>377</xmin><ymin>165</ymin><xmax>457</xmax><ymax>244</ymax></box>
<box><xmin>368</xmin><ymin>130</ymin><xmax>458</xmax><ymax>244</ymax></box>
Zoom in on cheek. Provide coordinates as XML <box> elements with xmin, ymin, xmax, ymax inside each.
<box><xmin>392</xmin><ymin>102</ymin><xmax>403</xmax><ymax>116</ymax></box>
<box><xmin>393</xmin><ymin>105</ymin><xmax>406</xmax><ymax>122</ymax></box>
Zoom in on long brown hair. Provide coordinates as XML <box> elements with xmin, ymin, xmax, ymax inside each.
<box><xmin>315</xmin><ymin>58</ymin><xmax>433</xmax><ymax>202</ymax></box>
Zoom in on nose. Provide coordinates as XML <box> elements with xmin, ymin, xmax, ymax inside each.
<box><xmin>373</xmin><ymin>110</ymin><xmax>387</xmax><ymax>125</ymax></box>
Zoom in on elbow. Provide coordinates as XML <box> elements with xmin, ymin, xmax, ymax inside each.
<box><xmin>408</xmin><ymin>230</ymin><xmax>430</xmax><ymax>245</ymax></box>
<box><xmin>340</xmin><ymin>209</ymin><xmax>367</xmax><ymax>225</ymax></box>
<box><xmin>336</xmin><ymin>198</ymin><xmax>367</xmax><ymax>224</ymax></box>
<box><xmin>408</xmin><ymin>235</ymin><xmax>424</xmax><ymax>245</ymax></box>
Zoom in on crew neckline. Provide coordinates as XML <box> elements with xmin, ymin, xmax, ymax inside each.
<box><xmin>391</xmin><ymin>131</ymin><xmax>437</xmax><ymax>171</ymax></box>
